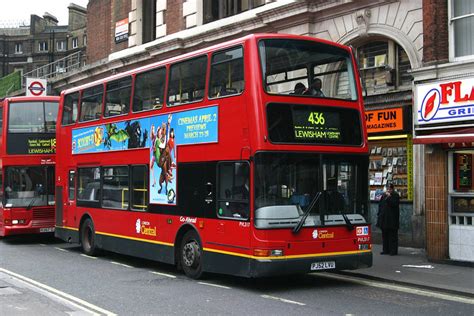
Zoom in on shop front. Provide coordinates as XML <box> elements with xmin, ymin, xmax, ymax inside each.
<box><xmin>414</xmin><ymin>76</ymin><xmax>474</xmax><ymax>262</ymax></box>
<box><xmin>365</xmin><ymin>105</ymin><xmax>414</xmax><ymax>244</ymax></box>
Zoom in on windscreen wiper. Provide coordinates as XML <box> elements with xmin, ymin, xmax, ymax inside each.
<box><xmin>342</xmin><ymin>213</ymin><xmax>354</xmax><ymax>231</ymax></box>
<box><xmin>26</xmin><ymin>196</ymin><xmax>38</xmax><ymax>210</ymax></box>
<box><xmin>293</xmin><ymin>191</ymin><xmax>322</xmax><ymax>234</ymax></box>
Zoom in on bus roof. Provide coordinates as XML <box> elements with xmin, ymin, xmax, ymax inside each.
<box><xmin>60</xmin><ymin>33</ymin><xmax>352</xmax><ymax>96</ymax></box>
<box><xmin>3</xmin><ymin>96</ymin><xmax>60</xmax><ymax>104</ymax></box>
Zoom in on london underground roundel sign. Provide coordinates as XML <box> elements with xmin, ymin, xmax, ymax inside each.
<box><xmin>26</xmin><ymin>78</ymin><xmax>47</xmax><ymax>97</ymax></box>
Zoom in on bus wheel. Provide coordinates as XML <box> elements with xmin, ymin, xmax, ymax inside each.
<box><xmin>80</xmin><ymin>218</ymin><xmax>98</xmax><ymax>256</ymax></box>
<box><xmin>180</xmin><ymin>230</ymin><xmax>203</xmax><ymax>279</ymax></box>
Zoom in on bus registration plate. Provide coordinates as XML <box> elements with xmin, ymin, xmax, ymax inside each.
<box><xmin>40</xmin><ymin>227</ymin><xmax>55</xmax><ymax>233</ymax></box>
<box><xmin>311</xmin><ymin>261</ymin><xmax>335</xmax><ymax>271</ymax></box>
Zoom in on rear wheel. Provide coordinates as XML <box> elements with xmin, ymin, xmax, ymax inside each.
<box><xmin>180</xmin><ymin>230</ymin><xmax>203</xmax><ymax>279</ymax></box>
<box><xmin>80</xmin><ymin>218</ymin><xmax>98</xmax><ymax>256</ymax></box>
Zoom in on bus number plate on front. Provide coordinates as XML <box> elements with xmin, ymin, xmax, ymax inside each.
<box><xmin>40</xmin><ymin>227</ymin><xmax>54</xmax><ymax>233</ymax></box>
<box><xmin>311</xmin><ymin>261</ymin><xmax>335</xmax><ymax>271</ymax></box>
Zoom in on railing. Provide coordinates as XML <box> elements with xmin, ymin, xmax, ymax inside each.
<box><xmin>22</xmin><ymin>51</ymin><xmax>84</xmax><ymax>86</ymax></box>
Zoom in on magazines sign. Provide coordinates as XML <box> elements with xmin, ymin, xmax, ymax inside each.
<box><xmin>416</xmin><ymin>77</ymin><xmax>474</xmax><ymax>126</ymax></box>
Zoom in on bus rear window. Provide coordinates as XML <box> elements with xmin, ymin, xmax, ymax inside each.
<box><xmin>259</xmin><ymin>39</ymin><xmax>357</xmax><ymax>100</ymax></box>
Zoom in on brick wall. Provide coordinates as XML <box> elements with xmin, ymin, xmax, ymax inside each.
<box><xmin>422</xmin><ymin>0</ymin><xmax>449</xmax><ymax>65</ymax></box>
<box><xmin>425</xmin><ymin>146</ymin><xmax>448</xmax><ymax>260</ymax></box>
<box><xmin>166</xmin><ymin>0</ymin><xmax>184</xmax><ymax>35</ymax></box>
<box><xmin>86</xmin><ymin>0</ymin><xmax>112</xmax><ymax>63</ymax></box>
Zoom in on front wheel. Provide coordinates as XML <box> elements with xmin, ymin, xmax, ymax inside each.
<box><xmin>180</xmin><ymin>230</ymin><xmax>203</xmax><ymax>279</ymax></box>
<box><xmin>80</xmin><ymin>218</ymin><xmax>99</xmax><ymax>256</ymax></box>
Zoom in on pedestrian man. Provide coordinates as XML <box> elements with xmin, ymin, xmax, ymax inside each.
<box><xmin>377</xmin><ymin>183</ymin><xmax>400</xmax><ymax>256</ymax></box>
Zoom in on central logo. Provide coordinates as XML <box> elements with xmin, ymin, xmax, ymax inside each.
<box><xmin>420</xmin><ymin>88</ymin><xmax>440</xmax><ymax>121</ymax></box>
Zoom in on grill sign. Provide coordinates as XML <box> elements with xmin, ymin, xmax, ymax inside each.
<box><xmin>416</xmin><ymin>78</ymin><xmax>474</xmax><ymax>125</ymax></box>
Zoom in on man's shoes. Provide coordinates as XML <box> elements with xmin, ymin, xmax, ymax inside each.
<box><xmin>390</xmin><ymin>253</ymin><xmax>397</xmax><ymax>256</ymax></box>
<box><xmin>380</xmin><ymin>252</ymin><xmax>388</xmax><ymax>255</ymax></box>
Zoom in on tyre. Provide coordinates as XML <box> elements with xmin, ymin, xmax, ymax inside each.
<box><xmin>180</xmin><ymin>230</ymin><xmax>203</xmax><ymax>279</ymax></box>
<box><xmin>80</xmin><ymin>218</ymin><xmax>99</xmax><ymax>256</ymax></box>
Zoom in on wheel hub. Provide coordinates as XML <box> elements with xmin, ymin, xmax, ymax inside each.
<box><xmin>182</xmin><ymin>241</ymin><xmax>200</xmax><ymax>267</ymax></box>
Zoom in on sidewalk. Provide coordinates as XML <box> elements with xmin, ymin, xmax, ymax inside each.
<box><xmin>339</xmin><ymin>244</ymin><xmax>474</xmax><ymax>297</ymax></box>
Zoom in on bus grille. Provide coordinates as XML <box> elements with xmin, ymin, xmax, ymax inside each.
<box><xmin>32</xmin><ymin>209</ymin><xmax>55</xmax><ymax>227</ymax></box>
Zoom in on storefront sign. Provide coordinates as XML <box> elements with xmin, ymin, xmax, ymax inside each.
<box><xmin>415</xmin><ymin>77</ymin><xmax>474</xmax><ymax>126</ymax></box>
<box><xmin>115</xmin><ymin>18</ymin><xmax>129</xmax><ymax>43</ymax></box>
<box><xmin>365</xmin><ymin>108</ymin><xmax>404</xmax><ymax>134</ymax></box>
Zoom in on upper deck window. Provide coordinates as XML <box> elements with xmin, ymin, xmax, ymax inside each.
<box><xmin>209</xmin><ymin>46</ymin><xmax>244</xmax><ymax>99</ymax></box>
<box><xmin>133</xmin><ymin>68</ymin><xmax>166</xmax><ymax>112</ymax></box>
<box><xmin>79</xmin><ymin>85</ymin><xmax>103</xmax><ymax>122</ymax></box>
<box><xmin>167</xmin><ymin>56</ymin><xmax>207</xmax><ymax>106</ymax></box>
<box><xmin>104</xmin><ymin>77</ymin><xmax>132</xmax><ymax>117</ymax></box>
<box><xmin>62</xmin><ymin>92</ymin><xmax>79</xmax><ymax>126</ymax></box>
<box><xmin>259</xmin><ymin>39</ymin><xmax>357</xmax><ymax>101</ymax></box>
<box><xmin>8</xmin><ymin>101</ymin><xmax>58</xmax><ymax>133</ymax></box>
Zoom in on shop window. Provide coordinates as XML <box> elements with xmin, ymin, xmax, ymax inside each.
<box><xmin>203</xmin><ymin>0</ymin><xmax>265</xmax><ymax>24</ymax></box>
<box><xmin>369</xmin><ymin>139</ymin><xmax>411</xmax><ymax>201</ymax></box>
<box><xmin>449</xmin><ymin>0</ymin><xmax>474</xmax><ymax>60</ymax></box>
<box><xmin>450</xmin><ymin>151</ymin><xmax>474</xmax><ymax>215</ymax></box>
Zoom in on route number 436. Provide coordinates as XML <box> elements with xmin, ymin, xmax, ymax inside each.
<box><xmin>308</xmin><ymin>112</ymin><xmax>325</xmax><ymax>125</ymax></box>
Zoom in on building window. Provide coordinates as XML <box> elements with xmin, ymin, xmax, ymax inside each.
<box><xmin>449</xmin><ymin>0</ymin><xmax>474</xmax><ymax>60</ymax></box>
<box><xmin>142</xmin><ymin>0</ymin><xmax>156</xmax><ymax>44</ymax></box>
<box><xmin>72</xmin><ymin>37</ymin><xmax>79</xmax><ymax>49</ymax></box>
<box><xmin>38</xmin><ymin>41</ymin><xmax>48</xmax><ymax>52</ymax></box>
<box><xmin>14</xmin><ymin>43</ymin><xmax>23</xmax><ymax>54</ymax></box>
<box><xmin>356</xmin><ymin>40</ymin><xmax>412</xmax><ymax>95</ymax></box>
<box><xmin>83</xmin><ymin>35</ymin><xmax>87</xmax><ymax>46</ymax></box>
<box><xmin>203</xmin><ymin>0</ymin><xmax>265</xmax><ymax>24</ymax></box>
<box><xmin>57</xmin><ymin>40</ymin><xmax>66</xmax><ymax>51</ymax></box>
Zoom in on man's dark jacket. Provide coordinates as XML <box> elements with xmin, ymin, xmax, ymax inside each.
<box><xmin>377</xmin><ymin>192</ymin><xmax>400</xmax><ymax>230</ymax></box>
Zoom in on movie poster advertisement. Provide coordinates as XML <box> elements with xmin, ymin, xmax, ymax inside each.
<box><xmin>71</xmin><ymin>106</ymin><xmax>218</xmax><ymax>205</ymax></box>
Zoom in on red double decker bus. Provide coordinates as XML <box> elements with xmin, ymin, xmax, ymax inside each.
<box><xmin>0</xmin><ymin>96</ymin><xmax>59</xmax><ymax>237</ymax></box>
<box><xmin>55</xmin><ymin>34</ymin><xmax>371</xmax><ymax>278</ymax></box>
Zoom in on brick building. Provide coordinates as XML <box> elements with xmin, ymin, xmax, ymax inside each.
<box><xmin>411</xmin><ymin>0</ymin><xmax>474</xmax><ymax>262</ymax></box>
<box><xmin>53</xmin><ymin>1</ymin><xmax>474</xmax><ymax>260</ymax></box>
<box><xmin>0</xmin><ymin>4</ymin><xmax>87</xmax><ymax>84</ymax></box>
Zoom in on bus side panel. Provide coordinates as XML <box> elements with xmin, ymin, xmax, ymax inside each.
<box><xmin>56</xmin><ymin>186</ymin><xmax>63</xmax><ymax>227</ymax></box>
<box><xmin>96</xmin><ymin>233</ymin><xmax>175</xmax><ymax>265</ymax></box>
<box><xmin>203</xmin><ymin>250</ymin><xmax>251</xmax><ymax>277</ymax></box>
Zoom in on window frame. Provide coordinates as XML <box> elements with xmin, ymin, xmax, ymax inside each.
<box><xmin>14</xmin><ymin>43</ymin><xmax>23</xmax><ymax>54</ymax></box>
<box><xmin>78</xmin><ymin>84</ymin><xmax>104</xmax><ymax>123</ymax></box>
<box><xmin>448</xmin><ymin>0</ymin><xmax>474</xmax><ymax>62</ymax></box>
<box><xmin>102</xmin><ymin>165</ymin><xmax>130</xmax><ymax>210</ymax></box>
<box><xmin>133</xmin><ymin>67</ymin><xmax>166</xmax><ymax>113</ymax></box>
<box><xmin>38</xmin><ymin>41</ymin><xmax>48</xmax><ymax>52</ymax></box>
<box><xmin>104</xmin><ymin>76</ymin><xmax>132</xmax><ymax>118</ymax></box>
<box><xmin>167</xmin><ymin>55</ymin><xmax>208</xmax><ymax>107</ymax></box>
<box><xmin>130</xmin><ymin>165</ymin><xmax>149</xmax><ymax>212</ymax></box>
<box><xmin>68</xmin><ymin>170</ymin><xmax>76</xmax><ymax>201</ymax></box>
<box><xmin>61</xmin><ymin>91</ymin><xmax>80</xmax><ymax>126</ymax></box>
<box><xmin>208</xmin><ymin>45</ymin><xmax>245</xmax><ymax>100</ymax></box>
<box><xmin>57</xmin><ymin>40</ymin><xmax>66</xmax><ymax>51</ymax></box>
<box><xmin>216</xmin><ymin>160</ymin><xmax>250</xmax><ymax>221</ymax></box>
<box><xmin>72</xmin><ymin>37</ymin><xmax>79</xmax><ymax>49</ymax></box>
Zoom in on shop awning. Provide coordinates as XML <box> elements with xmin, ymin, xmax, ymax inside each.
<box><xmin>413</xmin><ymin>127</ymin><xmax>474</xmax><ymax>144</ymax></box>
